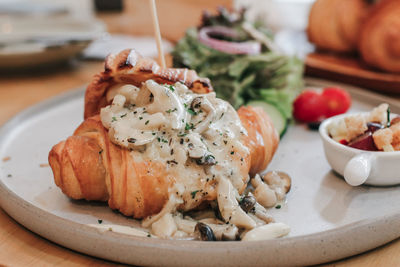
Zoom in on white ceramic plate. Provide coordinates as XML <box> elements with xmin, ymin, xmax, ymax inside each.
<box><xmin>0</xmin><ymin>17</ymin><xmax>105</xmax><ymax>68</ymax></box>
<box><xmin>0</xmin><ymin>78</ymin><xmax>399</xmax><ymax>266</ymax></box>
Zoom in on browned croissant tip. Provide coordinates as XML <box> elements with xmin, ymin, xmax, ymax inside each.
<box><xmin>84</xmin><ymin>49</ymin><xmax>213</xmax><ymax>119</ymax></box>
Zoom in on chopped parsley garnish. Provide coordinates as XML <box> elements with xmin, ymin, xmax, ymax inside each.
<box><xmin>152</xmin><ymin>132</ymin><xmax>156</xmax><ymax>135</ymax></box>
<box><xmin>166</xmin><ymin>108</ymin><xmax>178</xmax><ymax>113</ymax></box>
<box><xmin>191</xmin><ymin>190</ymin><xmax>199</xmax><ymax>199</ymax></box>
<box><xmin>139</xmin><ymin>117</ymin><xmax>143</xmax><ymax>120</ymax></box>
<box><xmin>275</xmin><ymin>204</ymin><xmax>281</xmax><ymax>209</ymax></box>
<box><xmin>230</xmin><ymin>151</ymin><xmax>234</xmax><ymax>155</ymax></box>
<box><xmin>120</xmin><ymin>113</ymin><xmax>127</xmax><ymax>118</ymax></box>
<box><xmin>97</xmin><ymin>219</ymin><xmax>103</xmax><ymax>224</ymax></box>
<box><xmin>112</xmin><ymin>116</ymin><xmax>117</xmax><ymax>122</ymax></box>
<box><xmin>178</xmin><ymin>132</ymin><xmax>187</xmax><ymax>137</ymax></box>
<box><xmin>147</xmin><ymin>233</ymin><xmax>151</xmax><ymax>237</ymax></box>
<box><xmin>185</xmin><ymin>123</ymin><xmax>195</xmax><ymax>131</ymax></box>
<box><xmin>157</xmin><ymin>137</ymin><xmax>161</xmax><ymax>142</ymax></box>
<box><xmin>184</xmin><ymin>103</ymin><xmax>188</xmax><ymax>108</ymax></box>
<box><xmin>145</xmin><ymin>120</ymin><xmax>149</xmax><ymax>125</ymax></box>
<box><xmin>168</xmin><ymin>85</ymin><xmax>175</xmax><ymax>92</ymax></box>
<box><xmin>187</xmin><ymin>108</ymin><xmax>197</xmax><ymax>116</ymax></box>
<box><xmin>162</xmin><ymin>139</ymin><xmax>168</xmax><ymax>143</ymax></box>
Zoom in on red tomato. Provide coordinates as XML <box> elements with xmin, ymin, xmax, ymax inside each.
<box><xmin>293</xmin><ymin>90</ymin><xmax>327</xmax><ymax>122</ymax></box>
<box><xmin>293</xmin><ymin>87</ymin><xmax>351</xmax><ymax>123</ymax></box>
<box><xmin>322</xmin><ymin>87</ymin><xmax>351</xmax><ymax>117</ymax></box>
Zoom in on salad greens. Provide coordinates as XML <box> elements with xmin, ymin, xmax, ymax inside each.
<box><xmin>172</xmin><ymin>7</ymin><xmax>304</xmax><ymax>121</ymax></box>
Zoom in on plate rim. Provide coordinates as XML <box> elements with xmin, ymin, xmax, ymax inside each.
<box><xmin>0</xmin><ymin>79</ymin><xmax>399</xmax><ymax>266</ymax></box>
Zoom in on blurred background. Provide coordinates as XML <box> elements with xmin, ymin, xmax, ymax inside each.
<box><xmin>0</xmin><ymin>0</ymin><xmax>315</xmax><ymax>71</ymax></box>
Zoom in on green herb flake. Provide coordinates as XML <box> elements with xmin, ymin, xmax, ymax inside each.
<box><xmin>120</xmin><ymin>113</ymin><xmax>127</xmax><ymax>118</ymax></box>
<box><xmin>98</xmin><ymin>219</ymin><xmax>103</xmax><ymax>224</ymax></box>
<box><xmin>187</xmin><ymin>108</ymin><xmax>197</xmax><ymax>116</ymax></box>
<box><xmin>139</xmin><ymin>117</ymin><xmax>143</xmax><ymax>120</ymax></box>
<box><xmin>147</xmin><ymin>233</ymin><xmax>151</xmax><ymax>237</ymax></box>
<box><xmin>168</xmin><ymin>85</ymin><xmax>175</xmax><ymax>92</ymax></box>
<box><xmin>275</xmin><ymin>204</ymin><xmax>281</xmax><ymax>209</ymax></box>
<box><xmin>185</xmin><ymin>123</ymin><xmax>195</xmax><ymax>131</ymax></box>
<box><xmin>112</xmin><ymin>116</ymin><xmax>117</xmax><ymax>122</ymax></box>
<box><xmin>191</xmin><ymin>190</ymin><xmax>199</xmax><ymax>199</ymax></box>
<box><xmin>145</xmin><ymin>120</ymin><xmax>150</xmax><ymax>125</ymax></box>
<box><xmin>230</xmin><ymin>151</ymin><xmax>234</xmax><ymax>155</ymax></box>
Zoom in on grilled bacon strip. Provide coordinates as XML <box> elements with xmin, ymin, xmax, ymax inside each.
<box><xmin>84</xmin><ymin>49</ymin><xmax>213</xmax><ymax>119</ymax></box>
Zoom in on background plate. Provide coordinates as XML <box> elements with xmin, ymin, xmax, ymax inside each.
<box><xmin>0</xmin><ymin>78</ymin><xmax>399</xmax><ymax>266</ymax></box>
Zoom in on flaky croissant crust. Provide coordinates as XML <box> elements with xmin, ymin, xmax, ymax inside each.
<box><xmin>49</xmin><ymin>106</ymin><xmax>278</xmax><ymax>219</ymax></box>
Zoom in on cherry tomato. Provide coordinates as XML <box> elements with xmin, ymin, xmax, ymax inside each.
<box><xmin>322</xmin><ymin>87</ymin><xmax>351</xmax><ymax>117</ymax></box>
<box><xmin>293</xmin><ymin>90</ymin><xmax>327</xmax><ymax>122</ymax></box>
<box><xmin>293</xmin><ymin>87</ymin><xmax>351</xmax><ymax>123</ymax></box>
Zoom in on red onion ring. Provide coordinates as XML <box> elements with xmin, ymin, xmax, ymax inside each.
<box><xmin>198</xmin><ymin>26</ymin><xmax>261</xmax><ymax>55</ymax></box>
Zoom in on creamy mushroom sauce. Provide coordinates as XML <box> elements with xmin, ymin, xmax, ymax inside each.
<box><xmin>99</xmin><ymin>80</ymin><xmax>290</xmax><ymax>241</ymax></box>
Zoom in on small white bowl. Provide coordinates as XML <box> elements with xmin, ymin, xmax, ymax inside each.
<box><xmin>319</xmin><ymin>113</ymin><xmax>400</xmax><ymax>186</ymax></box>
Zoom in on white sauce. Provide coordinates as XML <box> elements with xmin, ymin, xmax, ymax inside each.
<box><xmin>99</xmin><ymin>80</ymin><xmax>290</xmax><ymax>241</ymax></box>
<box><xmin>101</xmin><ymin>80</ymin><xmax>250</xmax><ymax>211</ymax></box>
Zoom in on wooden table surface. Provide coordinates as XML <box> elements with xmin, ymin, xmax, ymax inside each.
<box><xmin>0</xmin><ymin>57</ymin><xmax>399</xmax><ymax>267</ymax></box>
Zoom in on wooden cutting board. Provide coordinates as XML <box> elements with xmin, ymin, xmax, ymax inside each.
<box><xmin>305</xmin><ymin>52</ymin><xmax>400</xmax><ymax>94</ymax></box>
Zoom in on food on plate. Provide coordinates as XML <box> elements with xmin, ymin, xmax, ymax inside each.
<box><xmin>172</xmin><ymin>7</ymin><xmax>304</xmax><ymax>136</ymax></box>
<box><xmin>293</xmin><ymin>87</ymin><xmax>351</xmax><ymax>123</ymax></box>
<box><xmin>48</xmin><ymin>49</ymin><xmax>291</xmax><ymax>241</ymax></box>
<box><xmin>328</xmin><ymin>103</ymin><xmax>400</xmax><ymax>151</ymax></box>
<box><xmin>359</xmin><ymin>0</ymin><xmax>400</xmax><ymax>73</ymax></box>
<box><xmin>308</xmin><ymin>0</ymin><xmax>371</xmax><ymax>52</ymax></box>
<box><xmin>308</xmin><ymin>0</ymin><xmax>400</xmax><ymax>73</ymax></box>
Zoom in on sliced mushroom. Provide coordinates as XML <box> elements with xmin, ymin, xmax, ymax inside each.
<box><xmin>246</xmin><ymin>192</ymin><xmax>274</xmax><ymax>224</ymax></box>
<box><xmin>241</xmin><ymin>223</ymin><xmax>290</xmax><ymax>241</ymax></box>
<box><xmin>194</xmin><ymin>222</ymin><xmax>216</xmax><ymax>241</ymax></box>
<box><xmin>251</xmin><ymin>175</ymin><xmax>277</xmax><ymax>208</ymax></box>
<box><xmin>217</xmin><ymin>177</ymin><xmax>256</xmax><ymax>229</ymax></box>
<box><xmin>262</xmin><ymin>171</ymin><xmax>291</xmax><ymax>201</ymax></box>
<box><xmin>198</xmin><ymin>221</ymin><xmax>239</xmax><ymax>241</ymax></box>
<box><xmin>239</xmin><ymin>195</ymin><xmax>256</xmax><ymax>213</ymax></box>
<box><xmin>151</xmin><ymin>213</ymin><xmax>177</xmax><ymax>238</ymax></box>
<box><xmin>174</xmin><ymin>215</ymin><xmax>197</xmax><ymax>234</ymax></box>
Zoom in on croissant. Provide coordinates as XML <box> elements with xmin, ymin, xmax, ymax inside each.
<box><xmin>359</xmin><ymin>0</ymin><xmax>400</xmax><ymax>73</ymax></box>
<box><xmin>307</xmin><ymin>0</ymin><xmax>371</xmax><ymax>53</ymax></box>
<box><xmin>49</xmin><ymin>51</ymin><xmax>279</xmax><ymax>219</ymax></box>
<box><xmin>49</xmin><ymin>109</ymin><xmax>278</xmax><ymax>219</ymax></box>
